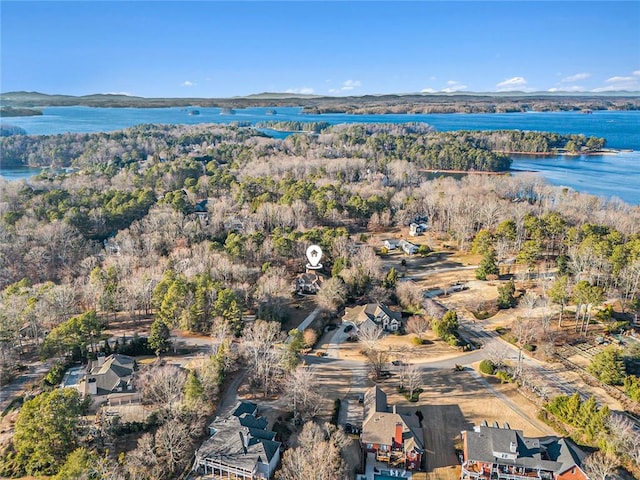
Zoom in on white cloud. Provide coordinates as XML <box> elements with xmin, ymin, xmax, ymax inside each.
<box><xmin>440</xmin><ymin>80</ymin><xmax>467</xmax><ymax>93</ymax></box>
<box><xmin>606</xmin><ymin>76</ymin><xmax>635</xmax><ymax>83</ymax></box>
<box><xmin>328</xmin><ymin>79</ymin><xmax>363</xmax><ymax>94</ymax></box>
<box><xmin>496</xmin><ymin>76</ymin><xmax>528</xmax><ymax>91</ymax></box>
<box><xmin>285</xmin><ymin>87</ymin><xmax>315</xmax><ymax>95</ymax></box>
<box><xmin>429</xmin><ymin>76</ymin><xmax>437</xmax><ymax>81</ymax></box>
<box><xmin>634</xmin><ymin>70</ymin><xmax>640</xmax><ymax>76</ymax></box>
<box><xmin>560</xmin><ymin>72</ymin><xmax>591</xmax><ymax>83</ymax></box>
<box><xmin>548</xmin><ymin>85</ymin><xmax>586</xmax><ymax>93</ymax></box>
<box><xmin>341</xmin><ymin>79</ymin><xmax>362</xmax><ymax>91</ymax></box>
<box><xmin>592</xmin><ymin>73</ymin><xmax>640</xmax><ymax>92</ymax></box>
<box><xmin>103</xmin><ymin>91</ymin><xmax>133</xmax><ymax>96</ymax></box>
<box><xmin>181</xmin><ymin>81</ymin><xmax>196</xmax><ymax>87</ymax></box>
<box><xmin>421</xmin><ymin>88</ymin><xmax>436</xmax><ymax>93</ymax></box>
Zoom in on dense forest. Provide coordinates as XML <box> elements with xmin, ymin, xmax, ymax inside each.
<box><xmin>2</xmin><ymin>90</ymin><xmax>639</xmax><ymax>113</ymax></box>
<box><xmin>0</xmin><ymin>122</ymin><xmax>639</xmax><ymax>479</ymax></box>
<box><xmin>0</xmin><ymin>123</ymin><xmax>605</xmax><ymax>172</ymax></box>
<box><xmin>0</xmin><ymin>107</ymin><xmax>43</xmax><ymax>118</ymax></box>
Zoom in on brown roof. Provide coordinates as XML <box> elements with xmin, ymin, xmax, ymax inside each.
<box><xmin>361</xmin><ymin>386</ymin><xmax>424</xmax><ymax>453</ymax></box>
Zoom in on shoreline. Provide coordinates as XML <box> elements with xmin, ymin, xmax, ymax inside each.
<box><xmin>499</xmin><ymin>149</ymin><xmax>620</xmax><ymax>157</ymax></box>
<box><xmin>420</xmin><ymin>169</ymin><xmax>510</xmax><ymax>175</ymax></box>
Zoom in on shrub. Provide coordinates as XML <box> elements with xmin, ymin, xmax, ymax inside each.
<box><xmin>44</xmin><ymin>360</ymin><xmax>70</xmax><ymax>387</ymax></box>
<box><xmin>479</xmin><ymin>359</ymin><xmax>496</xmax><ymax>375</ymax></box>
<box><xmin>417</xmin><ymin>245</ymin><xmax>431</xmax><ymax>256</ymax></box>
<box><xmin>624</xmin><ymin>375</ymin><xmax>640</xmax><ymax>402</ymax></box>
<box><xmin>330</xmin><ymin>398</ymin><xmax>341</xmax><ymax>425</ymax></box>
<box><xmin>496</xmin><ymin>370</ymin><xmax>513</xmax><ymax>384</ymax></box>
<box><xmin>411</xmin><ymin>336</ymin><xmax>424</xmax><ymax>345</ymax></box>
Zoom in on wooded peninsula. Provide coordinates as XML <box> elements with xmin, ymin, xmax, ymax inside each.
<box><xmin>0</xmin><ymin>124</ymin><xmax>605</xmax><ymax>173</ymax></box>
<box><xmin>1</xmin><ymin>91</ymin><xmax>638</xmax><ymax>114</ymax></box>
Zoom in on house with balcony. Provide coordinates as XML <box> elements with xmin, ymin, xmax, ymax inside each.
<box><xmin>461</xmin><ymin>423</ymin><xmax>588</xmax><ymax>480</ymax></box>
<box><xmin>192</xmin><ymin>401</ymin><xmax>281</xmax><ymax>480</ymax></box>
<box><xmin>360</xmin><ymin>386</ymin><xmax>424</xmax><ymax>471</ymax></box>
<box><xmin>342</xmin><ymin>302</ymin><xmax>403</xmax><ymax>333</ymax></box>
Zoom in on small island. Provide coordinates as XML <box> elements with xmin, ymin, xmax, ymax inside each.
<box><xmin>0</xmin><ymin>106</ymin><xmax>43</xmax><ymax>117</ymax></box>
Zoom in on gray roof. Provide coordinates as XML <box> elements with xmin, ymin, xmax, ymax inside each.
<box><xmin>197</xmin><ymin>401</ymin><xmax>281</xmax><ymax>472</ymax></box>
<box><xmin>364</xmin><ymin>385</ymin><xmax>388</xmax><ymax>421</ymax></box>
<box><xmin>361</xmin><ymin>386</ymin><xmax>424</xmax><ymax>454</ymax></box>
<box><xmin>233</xmin><ymin>401</ymin><xmax>258</xmax><ymax>418</ymax></box>
<box><xmin>79</xmin><ymin>354</ymin><xmax>135</xmax><ymax>395</ymax></box>
<box><xmin>343</xmin><ymin>302</ymin><xmax>402</xmax><ymax>327</ymax></box>
<box><xmin>464</xmin><ymin>426</ymin><xmax>586</xmax><ymax>474</ymax></box>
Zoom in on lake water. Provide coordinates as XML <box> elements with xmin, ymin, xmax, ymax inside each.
<box><xmin>1</xmin><ymin>107</ymin><xmax>639</xmax><ymax>204</ymax></box>
<box><xmin>0</xmin><ymin>166</ymin><xmax>48</xmax><ymax>181</ymax></box>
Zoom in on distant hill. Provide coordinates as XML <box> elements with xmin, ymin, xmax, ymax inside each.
<box><xmin>1</xmin><ymin>90</ymin><xmax>639</xmax><ymax>114</ymax></box>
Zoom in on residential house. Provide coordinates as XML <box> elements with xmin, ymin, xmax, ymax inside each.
<box><xmin>342</xmin><ymin>302</ymin><xmax>403</xmax><ymax>332</ymax></box>
<box><xmin>192</xmin><ymin>401</ymin><xmax>281</xmax><ymax>480</ymax></box>
<box><xmin>409</xmin><ymin>222</ymin><xmax>428</xmax><ymax>236</ymax></box>
<box><xmin>461</xmin><ymin>423</ymin><xmax>588</xmax><ymax>480</ymax></box>
<box><xmin>293</xmin><ymin>271</ymin><xmax>323</xmax><ymax>294</ymax></box>
<box><xmin>75</xmin><ymin>354</ymin><xmax>135</xmax><ymax>396</ymax></box>
<box><xmin>361</xmin><ymin>386</ymin><xmax>424</xmax><ymax>471</ymax></box>
<box><xmin>399</xmin><ymin>239</ymin><xmax>419</xmax><ymax>255</ymax></box>
<box><xmin>193</xmin><ymin>199</ymin><xmax>209</xmax><ymax>223</ymax></box>
<box><xmin>383</xmin><ymin>239</ymin><xmax>399</xmax><ymax>250</ymax></box>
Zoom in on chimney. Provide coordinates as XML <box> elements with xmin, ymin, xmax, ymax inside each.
<box><xmin>392</xmin><ymin>404</ymin><xmax>397</xmax><ymax>414</ymax></box>
<box><xmin>239</xmin><ymin>431</ymin><xmax>247</xmax><ymax>454</ymax></box>
<box><xmin>395</xmin><ymin>422</ymin><xmax>403</xmax><ymax>446</ymax></box>
<box><xmin>97</xmin><ymin>353</ymin><xmax>106</xmax><ymax>367</ymax></box>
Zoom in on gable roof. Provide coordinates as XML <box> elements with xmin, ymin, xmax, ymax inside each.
<box><xmin>78</xmin><ymin>354</ymin><xmax>135</xmax><ymax>395</ymax></box>
<box><xmin>197</xmin><ymin>401</ymin><xmax>281</xmax><ymax>472</ymax></box>
<box><xmin>343</xmin><ymin>302</ymin><xmax>401</xmax><ymax>326</ymax></box>
<box><xmin>464</xmin><ymin>426</ymin><xmax>587</xmax><ymax>474</ymax></box>
<box><xmin>361</xmin><ymin>386</ymin><xmax>424</xmax><ymax>453</ymax></box>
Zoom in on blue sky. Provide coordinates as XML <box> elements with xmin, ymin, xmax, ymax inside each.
<box><xmin>1</xmin><ymin>1</ymin><xmax>639</xmax><ymax>97</ymax></box>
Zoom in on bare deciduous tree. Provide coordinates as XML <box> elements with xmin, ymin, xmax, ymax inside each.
<box><xmin>242</xmin><ymin>319</ymin><xmax>286</xmax><ymax>396</ymax></box>
<box><xmin>404</xmin><ymin>364</ymin><xmax>423</xmax><ymax>400</ymax></box>
<box><xmin>154</xmin><ymin>419</ymin><xmax>196</xmax><ymax>479</ymax></box>
<box><xmin>316</xmin><ymin>277</ymin><xmax>347</xmax><ymax>312</ymax></box>
<box><xmin>485</xmin><ymin>343</ymin><xmax>508</xmax><ymax>368</ymax></box>
<box><xmin>406</xmin><ymin>315</ymin><xmax>431</xmax><ymax>341</ymax></box>
<box><xmin>366</xmin><ymin>349</ymin><xmax>389</xmax><ymax>380</ymax></box>
<box><xmin>277</xmin><ymin>422</ymin><xmax>349</xmax><ymax>480</ymax></box>
<box><xmin>358</xmin><ymin>323</ymin><xmax>384</xmax><ymax>352</ymax></box>
<box><xmin>582</xmin><ymin>451</ymin><xmax>619</xmax><ymax>480</ymax></box>
<box><xmin>285</xmin><ymin>365</ymin><xmax>321</xmax><ymax>421</ymax></box>
<box><xmin>396</xmin><ymin>280</ymin><xmax>424</xmax><ymax>313</ymax></box>
<box><xmin>138</xmin><ymin>364</ymin><xmax>187</xmax><ymax>418</ymax></box>
<box><xmin>125</xmin><ymin>433</ymin><xmax>161</xmax><ymax>480</ymax></box>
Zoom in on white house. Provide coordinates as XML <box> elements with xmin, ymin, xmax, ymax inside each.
<box><xmin>383</xmin><ymin>239</ymin><xmax>398</xmax><ymax>250</ymax></box>
<box><xmin>399</xmin><ymin>239</ymin><xmax>419</xmax><ymax>255</ymax></box>
<box><xmin>409</xmin><ymin>223</ymin><xmax>428</xmax><ymax>236</ymax></box>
